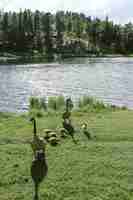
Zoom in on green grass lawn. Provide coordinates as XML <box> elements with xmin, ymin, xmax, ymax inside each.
<box><xmin>0</xmin><ymin>110</ymin><xmax>133</xmax><ymax>200</ymax></box>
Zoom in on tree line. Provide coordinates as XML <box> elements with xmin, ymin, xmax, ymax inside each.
<box><xmin>0</xmin><ymin>9</ymin><xmax>133</xmax><ymax>58</ymax></box>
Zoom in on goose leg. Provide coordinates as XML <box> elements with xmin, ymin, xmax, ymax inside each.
<box><xmin>84</xmin><ymin>132</ymin><xmax>91</xmax><ymax>140</ymax></box>
<box><xmin>34</xmin><ymin>183</ymin><xmax>39</xmax><ymax>200</ymax></box>
<box><xmin>71</xmin><ymin>135</ymin><xmax>77</xmax><ymax>144</ymax></box>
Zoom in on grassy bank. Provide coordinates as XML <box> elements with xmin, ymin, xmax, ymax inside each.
<box><xmin>0</xmin><ymin>107</ymin><xmax>133</xmax><ymax>199</ymax></box>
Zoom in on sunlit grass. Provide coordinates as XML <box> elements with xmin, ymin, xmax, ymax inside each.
<box><xmin>0</xmin><ymin>109</ymin><xmax>133</xmax><ymax>199</ymax></box>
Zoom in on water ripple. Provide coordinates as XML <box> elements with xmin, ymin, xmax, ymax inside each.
<box><xmin>0</xmin><ymin>57</ymin><xmax>133</xmax><ymax>112</ymax></box>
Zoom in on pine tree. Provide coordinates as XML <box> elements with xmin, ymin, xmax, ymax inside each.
<box><xmin>8</xmin><ymin>12</ymin><xmax>18</xmax><ymax>51</ymax></box>
<box><xmin>42</xmin><ymin>13</ymin><xmax>53</xmax><ymax>59</ymax></box>
<box><xmin>55</xmin><ymin>12</ymin><xmax>65</xmax><ymax>53</ymax></box>
<box><xmin>2</xmin><ymin>12</ymin><xmax>9</xmax><ymax>51</ymax></box>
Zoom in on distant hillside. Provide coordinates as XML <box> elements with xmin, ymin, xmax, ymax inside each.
<box><xmin>0</xmin><ymin>10</ymin><xmax>133</xmax><ymax>59</ymax></box>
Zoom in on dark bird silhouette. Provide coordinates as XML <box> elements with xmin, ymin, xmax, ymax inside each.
<box><xmin>62</xmin><ymin>118</ymin><xmax>77</xmax><ymax>144</ymax></box>
<box><xmin>31</xmin><ymin>151</ymin><xmax>48</xmax><ymax>200</ymax></box>
<box><xmin>62</xmin><ymin>98</ymin><xmax>77</xmax><ymax>144</ymax></box>
<box><xmin>30</xmin><ymin>118</ymin><xmax>48</xmax><ymax>200</ymax></box>
<box><xmin>62</xmin><ymin>98</ymin><xmax>72</xmax><ymax>120</ymax></box>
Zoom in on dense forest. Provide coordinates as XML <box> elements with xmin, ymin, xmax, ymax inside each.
<box><xmin>0</xmin><ymin>9</ymin><xmax>133</xmax><ymax>59</ymax></box>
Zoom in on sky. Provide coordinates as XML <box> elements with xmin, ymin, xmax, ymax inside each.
<box><xmin>0</xmin><ymin>0</ymin><xmax>133</xmax><ymax>24</ymax></box>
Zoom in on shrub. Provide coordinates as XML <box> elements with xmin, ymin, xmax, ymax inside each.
<box><xmin>48</xmin><ymin>96</ymin><xmax>57</xmax><ymax>110</ymax></box>
<box><xmin>29</xmin><ymin>96</ymin><xmax>41</xmax><ymax>110</ymax></box>
<box><xmin>56</xmin><ymin>95</ymin><xmax>65</xmax><ymax>110</ymax></box>
<box><xmin>121</xmin><ymin>106</ymin><xmax>127</xmax><ymax>110</ymax></box>
<box><xmin>78</xmin><ymin>96</ymin><xmax>94</xmax><ymax>108</ymax></box>
<box><xmin>29</xmin><ymin>97</ymin><xmax>46</xmax><ymax>118</ymax></box>
<box><xmin>94</xmin><ymin>100</ymin><xmax>106</xmax><ymax>110</ymax></box>
<box><xmin>40</xmin><ymin>97</ymin><xmax>47</xmax><ymax>110</ymax></box>
<box><xmin>29</xmin><ymin>96</ymin><xmax>47</xmax><ymax>112</ymax></box>
<box><xmin>28</xmin><ymin>95</ymin><xmax>123</xmax><ymax>114</ymax></box>
<box><xmin>78</xmin><ymin>98</ymin><xmax>83</xmax><ymax>108</ymax></box>
<box><xmin>28</xmin><ymin>108</ymin><xmax>44</xmax><ymax>118</ymax></box>
<box><xmin>82</xmin><ymin>96</ymin><xmax>94</xmax><ymax>106</ymax></box>
<box><xmin>77</xmin><ymin>96</ymin><xmax>110</xmax><ymax>112</ymax></box>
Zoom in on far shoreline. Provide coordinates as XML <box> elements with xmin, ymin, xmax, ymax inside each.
<box><xmin>0</xmin><ymin>53</ymin><xmax>133</xmax><ymax>65</ymax></box>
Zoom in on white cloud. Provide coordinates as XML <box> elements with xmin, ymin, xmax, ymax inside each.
<box><xmin>1</xmin><ymin>0</ymin><xmax>133</xmax><ymax>24</ymax></box>
<box><xmin>0</xmin><ymin>0</ymin><xmax>11</xmax><ymax>9</ymax></box>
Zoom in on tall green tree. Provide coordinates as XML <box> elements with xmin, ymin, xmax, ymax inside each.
<box><xmin>33</xmin><ymin>10</ymin><xmax>43</xmax><ymax>53</ymax></box>
<box><xmin>7</xmin><ymin>12</ymin><xmax>18</xmax><ymax>51</ymax></box>
<box><xmin>55</xmin><ymin>11</ymin><xmax>65</xmax><ymax>53</ymax></box>
<box><xmin>42</xmin><ymin>13</ymin><xmax>53</xmax><ymax>58</ymax></box>
<box><xmin>2</xmin><ymin>12</ymin><xmax>9</xmax><ymax>51</ymax></box>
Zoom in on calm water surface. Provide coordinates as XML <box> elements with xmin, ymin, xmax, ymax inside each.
<box><xmin>0</xmin><ymin>57</ymin><xmax>133</xmax><ymax>112</ymax></box>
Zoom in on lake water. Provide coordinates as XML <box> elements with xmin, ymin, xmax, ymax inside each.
<box><xmin>0</xmin><ymin>57</ymin><xmax>133</xmax><ymax>112</ymax></box>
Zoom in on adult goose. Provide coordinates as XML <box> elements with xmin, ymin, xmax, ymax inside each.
<box><xmin>30</xmin><ymin>118</ymin><xmax>48</xmax><ymax>200</ymax></box>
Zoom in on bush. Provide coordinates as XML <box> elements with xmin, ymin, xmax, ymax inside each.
<box><xmin>48</xmin><ymin>96</ymin><xmax>57</xmax><ymax>110</ymax></box>
<box><xmin>83</xmin><ymin>96</ymin><xmax>94</xmax><ymax>106</ymax></box>
<box><xmin>29</xmin><ymin>96</ymin><xmax>47</xmax><ymax>118</ymax></box>
<box><xmin>78</xmin><ymin>98</ymin><xmax>83</xmax><ymax>108</ymax></box>
<box><xmin>94</xmin><ymin>100</ymin><xmax>106</xmax><ymax>111</ymax></box>
<box><xmin>78</xmin><ymin>96</ymin><xmax>110</xmax><ymax>112</ymax></box>
<box><xmin>28</xmin><ymin>95</ymin><xmax>123</xmax><ymax>114</ymax></box>
<box><xmin>121</xmin><ymin>106</ymin><xmax>127</xmax><ymax>110</ymax></box>
<box><xmin>28</xmin><ymin>108</ymin><xmax>44</xmax><ymax>118</ymax></box>
<box><xmin>29</xmin><ymin>96</ymin><xmax>41</xmax><ymax>110</ymax></box>
<box><xmin>29</xmin><ymin>96</ymin><xmax>47</xmax><ymax>111</ymax></box>
<box><xmin>40</xmin><ymin>97</ymin><xmax>47</xmax><ymax>110</ymax></box>
<box><xmin>56</xmin><ymin>95</ymin><xmax>65</xmax><ymax>110</ymax></box>
<box><xmin>78</xmin><ymin>96</ymin><xmax>94</xmax><ymax>108</ymax></box>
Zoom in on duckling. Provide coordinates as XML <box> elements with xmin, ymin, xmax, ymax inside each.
<box><xmin>81</xmin><ymin>123</ymin><xmax>91</xmax><ymax>140</ymax></box>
